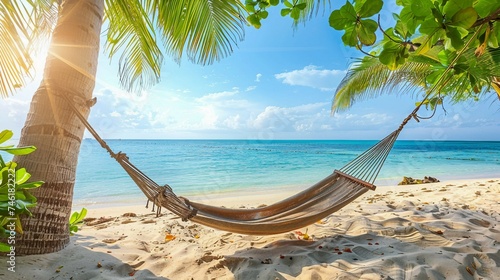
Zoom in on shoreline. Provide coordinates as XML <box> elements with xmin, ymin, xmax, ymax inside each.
<box><xmin>9</xmin><ymin>176</ymin><xmax>498</xmax><ymax>279</ymax></box>
<box><xmin>72</xmin><ymin>175</ymin><xmax>500</xmax><ymax>211</ymax></box>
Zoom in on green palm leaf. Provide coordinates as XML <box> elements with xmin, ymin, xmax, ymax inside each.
<box><xmin>332</xmin><ymin>56</ymin><xmax>431</xmax><ymax>113</ymax></box>
<box><xmin>333</xmin><ymin>47</ymin><xmax>500</xmax><ymax>113</ymax></box>
<box><xmin>154</xmin><ymin>0</ymin><xmax>245</xmax><ymax>65</ymax></box>
<box><xmin>0</xmin><ymin>0</ymin><xmax>58</xmax><ymax>97</ymax></box>
<box><xmin>104</xmin><ymin>0</ymin><xmax>246</xmax><ymax>93</ymax></box>
<box><xmin>104</xmin><ymin>0</ymin><xmax>163</xmax><ymax>92</ymax></box>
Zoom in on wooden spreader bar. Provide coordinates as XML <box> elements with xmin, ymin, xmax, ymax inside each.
<box><xmin>334</xmin><ymin>170</ymin><xmax>377</xmax><ymax>191</ymax></box>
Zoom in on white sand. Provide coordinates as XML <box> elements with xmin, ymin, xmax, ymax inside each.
<box><xmin>4</xmin><ymin>178</ymin><xmax>500</xmax><ymax>279</ymax></box>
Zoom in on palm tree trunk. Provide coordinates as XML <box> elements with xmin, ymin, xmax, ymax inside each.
<box><xmin>13</xmin><ymin>0</ymin><xmax>104</xmax><ymax>255</ymax></box>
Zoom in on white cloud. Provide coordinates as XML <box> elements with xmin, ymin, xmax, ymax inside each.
<box><xmin>246</xmin><ymin>86</ymin><xmax>257</xmax><ymax>92</ymax></box>
<box><xmin>80</xmin><ymin>85</ymin><xmax>405</xmax><ymax>139</ymax></box>
<box><xmin>255</xmin><ymin>73</ymin><xmax>262</xmax><ymax>82</ymax></box>
<box><xmin>196</xmin><ymin>90</ymin><xmax>238</xmax><ymax>102</ymax></box>
<box><xmin>198</xmin><ymin>106</ymin><xmax>217</xmax><ymax>128</ymax></box>
<box><xmin>252</xmin><ymin>103</ymin><xmax>329</xmax><ymax>131</ymax></box>
<box><xmin>223</xmin><ymin>114</ymin><xmax>241</xmax><ymax>129</ymax></box>
<box><xmin>333</xmin><ymin>112</ymin><xmax>392</xmax><ymax>127</ymax></box>
<box><xmin>275</xmin><ymin>65</ymin><xmax>346</xmax><ymax>91</ymax></box>
<box><xmin>0</xmin><ymin>96</ymin><xmax>31</xmax><ymax>134</ymax></box>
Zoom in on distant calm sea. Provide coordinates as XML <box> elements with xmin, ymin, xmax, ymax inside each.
<box><xmin>71</xmin><ymin>139</ymin><xmax>500</xmax><ymax>208</ymax></box>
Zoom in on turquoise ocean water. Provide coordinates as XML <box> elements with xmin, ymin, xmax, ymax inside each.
<box><xmin>72</xmin><ymin>139</ymin><xmax>500</xmax><ymax>207</ymax></box>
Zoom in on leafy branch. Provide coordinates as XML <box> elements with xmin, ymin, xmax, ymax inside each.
<box><xmin>0</xmin><ymin>130</ymin><xmax>43</xmax><ymax>252</ymax></box>
<box><xmin>330</xmin><ymin>0</ymin><xmax>500</xmax><ymax>111</ymax></box>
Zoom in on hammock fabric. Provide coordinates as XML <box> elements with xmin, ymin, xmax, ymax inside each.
<box><xmin>64</xmin><ymin>93</ymin><xmax>415</xmax><ymax>235</ymax></box>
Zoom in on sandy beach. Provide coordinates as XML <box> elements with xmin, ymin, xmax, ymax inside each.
<box><xmin>4</xmin><ymin>177</ymin><xmax>500</xmax><ymax>279</ymax></box>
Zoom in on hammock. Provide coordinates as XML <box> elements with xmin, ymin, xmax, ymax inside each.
<box><xmin>64</xmin><ymin>93</ymin><xmax>416</xmax><ymax>235</ymax></box>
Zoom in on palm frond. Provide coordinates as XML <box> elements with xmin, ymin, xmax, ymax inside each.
<box><xmin>332</xmin><ymin>56</ymin><xmax>431</xmax><ymax>113</ymax></box>
<box><xmin>333</xmin><ymin>46</ymin><xmax>500</xmax><ymax>113</ymax></box>
<box><xmin>434</xmin><ymin>48</ymin><xmax>500</xmax><ymax>103</ymax></box>
<box><xmin>0</xmin><ymin>0</ymin><xmax>58</xmax><ymax>97</ymax></box>
<box><xmin>293</xmin><ymin>0</ymin><xmax>331</xmax><ymax>26</ymax></box>
<box><xmin>104</xmin><ymin>0</ymin><xmax>247</xmax><ymax>92</ymax></box>
<box><xmin>104</xmin><ymin>0</ymin><xmax>163</xmax><ymax>93</ymax></box>
<box><xmin>153</xmin><ymin>0</ymin><xmax>246</xmax><ymax>65</ymax></box>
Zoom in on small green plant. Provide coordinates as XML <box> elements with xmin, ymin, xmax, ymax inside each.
<box><xmin>0</xmin><ymin>130</ymin><xmax>43</xmax><ymax>252</ymax></box>
<box><xmin>69</xmin><ymin>208</ymin><xmax>87</xmax><ymax>235</ymax></box>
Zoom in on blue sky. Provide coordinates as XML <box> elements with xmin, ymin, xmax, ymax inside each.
<box><xmin>2</xmin><ymin>4</ymin><xmax>499</xmax><ymax>141</ymax></box>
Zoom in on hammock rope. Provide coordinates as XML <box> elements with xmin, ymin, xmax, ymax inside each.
<box><xmin>60</xmin><ymin>91</ymin><xmax>421</xmax><ymax>234</ymax></box>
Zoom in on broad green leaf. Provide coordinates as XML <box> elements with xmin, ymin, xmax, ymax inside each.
<box><xmin>15</xmin><ymin>168</ymin><xmax>30</xmax><ymax>185</ymax></box>
<box><xmin>357</xmin><ymin>19</ymin><xmax>378</xmax><ymax>45</ymax></box>
<box><xmin>0</xmin><ymin>242</ymin><xmax>11</xmax><ymax>253</ymax></box>
<box><xmin>419</xmin><ymin>18</ymin><xmax>442</xmax><ymax>35</ymax></box>
<box><xmin>342</xmin><ymin>25</ymin><xmax>358</xmax><ymax>47</ymax></box>
<box><xmin>281</xmin><ymin>8</ymin><xmax>291</xmax><ymax>17</ymax></box>
<box><xmin>259</xmin><ymin>11</ymin><xmax>269</xmax><ymax>19</ymax></box>
<box><xmin>489</xmin><ymin>28</ymin><xmax>499</xmax><ymax>48</ymax></box>
<box><xmin>395</xmin><ymin>20</ymin><xmax>410</xmax><ymax>38</ymax></box>
<box><xmin>5</xmin><ymin>162</ymin><xmax>17</xmax><ymax>170</ymax></box>
<box><xmin>258</xmin><ymin>1</ymin><xmax>270</xmax><ymax>9</ymax></box>
<box><xmin>247</xmin><ymin>14</ymin><xmax>261</xmax><ymax>29</ymax></box>
<box><xmin>329</xmin><ymin>1</ymin><xmax>357</xmax><ymax>30</ymax></box>
<box><xmin>23</xmin><ymin>189</ymin><xmax>37</xmax><ymax>203</ymax></box>
<box><xmin>443</xmin><ymin>0</ymin><xmax>473</xmax><ymax>19</ymax></box>
<box><xmin>431</xmin><ymin>8</ymin><xmax>444</xmax><ymax>23</ymax></box>
<box><xmin>411</xmin><ymin>0</ymin><xmax>433</xmax><ymax>17</ymax></box>
<box><xmin>70</xmin><ymin>208</ymin><xmax>87</xmax><ymax>224</ymax></box>
<box><xmin>399</xmin><ymin>6</ymin><xmax>420</xmax><ymax>35</ymax></box>
<box><xmin>245</xmin><ymin>4</ymin><xmax>255</xmax><ymax>13</ymax></box>
<box><xmin>296</xmin><ymin>3</ymin><xmax>307</xmax><ymax>10</ymax></box>
<box><xmin>340</xmin><ymin>1</ymin><xmax>357</xmax><ymax>21</ymax></box>
<box><xmin>379</xmin><ymin>41</ymin><xmax>407</xmax><ymax>70</ymax></box>
<box><xmin>70</xmin><ymin>212</ymin><xmax>79</xmax><ymax>224</ymax></box>
<box><xmin>450</xmin><ymin>7</ymin><xmax>477</xmax><ymax>29</ymax></box>
<box><xmin>0</xmin><ymin>226</ymin><xmax>9</xmax><ymax>237</ymax></box>
<box><xmin>69</xmin><ymin>208</ymin><xmax>87</xmax><ymax>235</ymax></box>
<box><xmin>14</xmin><ymin>199</ymin><xmax>35</xmax><ymax>213</ymax></box>
<box><xmin>270</xmin><ymin>0</ymin><xmax>279</xmax><ymax>6</ymax></box>
<box><xmin>396</xmin><ymin>0</ymin><xmax>412</xmax><ymax>6</ymax></box>
<box><xmin>0</xmin><ymin>130</ymin><xmax>13</xmax><ymax>145</ymax></box>
<box><xmin>329</xmin><ymin>9</ymin><xmax>355</xmax><ymax>30</ymax></box>
<box><xmin>392</xmin><ymin>12</ymin><xmax>400</xmax><ymax>21</ymax></box>
<box><xmin>357</xmin><ymin>0</ymin><xmax>383</xmax><ymax>18</ymax></box>
<box><xmin>446</xmin><ymin>27</ymin><xmax>465</xmax><ymax>49</ymax></box>
<box><xmin>0</xmin><ymin>146</ymin><xmax>36</xmax><ymax>155</ymax></box>
<box><xmin>284</xmin><ymin>0</ymin><xmax>293</xmax><ymax>8</ymax></box>
<box><xmin>455</xmin><ymin>26</ymin><xmax>469</xmax><ymax>38</ymax></box>
<box><xmin>80</xmin><ymin>208</ymin><xmax>88</xmax><ymax>220</ymax></box>
<box><xmin>15</xmin><ymin>191</ymin><xmax>27</xmax><ymax>200</ymax></box>
<box><xmin>69</xmin><ymin>225</ymin><xmax>78</xmax><ymax>235</ymax></box>
<box><xmin>473</xmin><ymin>0</ymin><xmax>500</xmax><ymax>18</ymax></box>
<box><xmin>438</xmin><ymin>50</ymin><xmax>451</xmax><ymax>66</ymax></box>
<box><xmin>16</xmin><ymin>181</ymin><xmax>44</xmax><ymax>190</ymax></box>
<box><xmin>355</xmin><ymin>0</ymin><xmax>367</xmax><ymax>6</ymax></box>
<box><xmin>290</xmin><ymin>7</ymin><xmax>300</xmax><ymax>20</ymax></box>
<box><xmin>379</xmin><ymin>49</ymin><xmax>399</xmax><ymax>70</ymax></box>
<box><xmin>15</xmin><ymin>216</ymin><xmax>23</xmax><ymax>234</ymax></box>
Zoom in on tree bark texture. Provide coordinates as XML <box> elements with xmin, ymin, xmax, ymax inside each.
<box><xmin>13</xmin><ymin>0</ymin><xmax>104</xmax><ymax>255</ymax></box>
